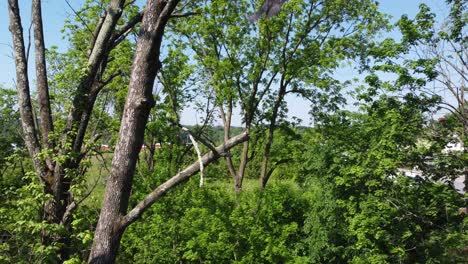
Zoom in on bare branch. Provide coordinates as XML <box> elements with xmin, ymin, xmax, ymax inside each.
<box><xmin>112</xmin><ymin>11</ymin><xmax>143</xmax><ymax>45</ymax></box>
<box><xmin>182</xmin><ymin>127</ymin><xmax>205</xmax><ymax>187</ymax></box>
<box><xmin>170</xmin><ymin>11</ymin><xmax>200</xmax><ymax>19</ymax></box>
<box><xmin>178</xmin><ymin>124</ymin><xmax>218</xmax><ymax>154</ymax></box>
<box><xmin>26</xmin><ymin>21</ymin><xmax>32</xmax><ymax>63</ymax></box>
<box><xmin>64</xmin><ymin>0</ymin><xmax>95</xmax><ymax>36</ymax></box>
<box><xmin>121</xmin><ymin>131</ymin><xmax>249</xmax><ymax>228</ymax></box>
<box><xmin>88</xmin><ymin>14</ymin><xmax>106</xmax><ymax>57</ymax></box>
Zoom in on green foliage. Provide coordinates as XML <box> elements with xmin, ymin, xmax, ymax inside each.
<box><xmin>0</xmin><ymin>87</ymin><xmax>22</xmax><ymax>173</ymax></box>
<box><xmin>0</xmin><ymin>159</ymin><xmax>99</xmax><ymax>263</ymax></box>
<box><xmin>248</xmin><ymin>124</ymin><xmax>305</xmax><ymax>182</ymax></box>
<box><xmin>347</xmin><ymin>178</ymin><xmax>465</xmax><ymax>264</ymax></box>
<box><xmin>174</xmin><ymin>0</ymin><xmax>390</xmax><ymax>128</ymax></box>
<box><xmin>300</xmin><ymin>94</ymin><xmax>467</xmax><ymax>263</ymax></box>
<box><xmin>47</xmin><ymin>0</ymin><xmax>138</xmax><ymax>134</ymax></box>
<box><xmin>0</xmin><ymin>171</ymin><xmax>61</xmax><ymax>263</ymax></box>
<box><xmin>2</xmin><ymin>1</ymin><xmax>466</xmax><ymax>263</ymax></box>
<box><xmin>119</xmin><ymin>179</ymin><xmax>310</xmax><ymax>263</ymax></box>
<box><xmin>302</xmin><ymin>178</ymin><xmax>347</xmax><ymax>263</ymax></box>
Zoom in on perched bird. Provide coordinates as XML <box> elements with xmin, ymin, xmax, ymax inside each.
<box><xmin>248</xmin><ymin>0</ymin><xmax>288</xmax><ymax>22</ymax></box>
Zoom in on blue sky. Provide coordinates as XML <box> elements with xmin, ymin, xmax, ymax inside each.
<box><xmin>0</xmin><ymin>0</ymin><xmax>445</xmax><ymax>125</ymax></box>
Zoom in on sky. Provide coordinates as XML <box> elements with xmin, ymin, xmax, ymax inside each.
<box><xmin>0</xmin><ymin>0</ymin><xmax>446</xmax><ymax>126</ymax></box>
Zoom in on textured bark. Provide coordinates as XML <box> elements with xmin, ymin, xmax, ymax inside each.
<box><xmin>10</xmin><ymin>0</ymin><xmax>141</xmax><ymax>261</ymax></box>
<box><xmin>88</xmin><ymin>1</ymin><xmax>180</xmax><ymax>262</ymax></box>
<box><xmin>73</xmin><ymin>82</ymin><xmax>103</xmax><ymax>154</ymax></box>
<box><xmin>30</xmin><ymin>1</ymin><xmax>67</xmax><ymax>249</ymax></box>
<box><xmin>49</xmin><ymin>0</ymin><xmax>126</xmax><ymax>234</ymax></box>
<box><xmin>87</xmin><ymin>133</ymin><xmax>247</xmax><ymax>263</ymax></box>
<box><xmin>32</xmin><ymin>0</ymin><xmax>54</xmax><ymax>169</ymax></box>
<box><xmin>65</xmin><ymin>0</ymin><xmax>126</xmax><ymax>154</ymax></box>
<box><xmin>8</xmin><ymin>0</ymin><xmax>47</xmax><ymax>182</ymax></box>
<box><xmin>8</xmin><ymin>0</ymin><xmax>65</xmax><ymax>255</ymax></box>
<box><xmin>10</xmin><ymin>0</ymin><xmax>153</xmax><ymax>261</ymax></box>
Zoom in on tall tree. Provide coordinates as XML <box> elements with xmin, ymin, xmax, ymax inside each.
<box><xmin>176</xmin><ymin>0</ymin><xmax>388</xmax><ymax>190</ymax></box>
<box><xmin>8</xmin><ymin>0</ymin><xmax>138</xmax><ymax>259</ymax></box>
<box><xmin>397</xmin><ymin>1</ymin><xmax>467</xmax><ymax>191</ymax></box>
<box><xmin>88</xmin><ymin>0</ymin><xmax>249</xmax><ymax>262</ymax></box>
<box><xmin>257</xmin><ymin>0</ymin><xmax>388</xmax><ymax>187</ymax></box>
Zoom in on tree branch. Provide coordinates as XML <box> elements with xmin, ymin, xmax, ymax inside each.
<box><xmin>169</xmin><ymin>11</ymin><xmax>200</xmax><ymax>19</ymax></box>
<box><xmin>120</xmin><ymin>131</ymin><xmax>249</xmax><ymax>228</ymax></box>
<box><xmin>111</xmin><ymin>11</ymin><xmax>144</xmax><ymax>47</ymax></box>
<box><xmin>183</xmin><ymin>127</ymin><xmax>204</xmax><ymax>187</ymax></box>
<box><xmin>65</xmin><ymin>0</ymin><xmax>126</xmax><ymax>154</ymax></box>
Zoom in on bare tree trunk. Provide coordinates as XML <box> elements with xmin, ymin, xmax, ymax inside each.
<box><xmin>10</xmin><ymin>0</ymin><xmax>136</xmax><ymax>261</ymax></box>
<box><xmin>32</xmin><ymin>0</ymin><xmax>54</xmax><ymax>170</ymax></box>
<box><xmin>9</xmin><ymin>0</ymin><xmax>65</xmax><ymax>256</ymax></box>
<box><xmin>236</xmin><ymin>126</ymin><xmax>250</xmax><ymax>193</ymax></box>
<box><xmin>8</xmin><ymin>0</ymin><xmax>47</xmax><ymax>182</ymax></box>
<box><xmin>88</xmin><ymin>132</ymin><xmax>248</xmax><ymax>263</ymax></box>
<box><xmin>219</xmin><ymin>101</ymin><xmax>238</xmax><ymax>178</ymax></box>
<box><xmin>88</xmin><ymin>1</ymin><xmax>179</xmax><ymax>262</ymax></box>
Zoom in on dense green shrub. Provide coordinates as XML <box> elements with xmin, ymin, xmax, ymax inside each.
<box><xmin>118</xmin><ymin>179</ymin><xmax>310</xmax><ymax>263</ymax></box>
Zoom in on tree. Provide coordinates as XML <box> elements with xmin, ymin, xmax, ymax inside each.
<box><xmin>8</xmin><ymin>0</ymin><xmax>248</xmax><ymax>261</ymax></box>
<box><xmin>6</xmin><ymin>0</ymin><xmax>135</xmax><ymax>259</ymax></box>
<box><xmin>7</xmin><ymin>0</ymin><xmax>141</xmax><ymax>258</ymax></box>
<box><xmin>256</xmin><ymin>0</ymin><xmax>388</xmax><ymax>187</ymax></box>
<box><xmin>301</xmin><ymin>95</ymin><xmax>467</xmax><ymax>262</ymax></box>
<box><xmin>7</xmin><ymin>0</ymin><xmax>464</xmax><ymax>262</ymax></box>
<box><xmin>88</xmin><ymin>0</ymin><xmax>249</xmax><ymax>262</ymax></box>
<box><xmin>397</xmin><ymin>1</ymin><xmax>467</xmax><ymax>192</ymax></box>
<box><xmin>176</xmin><ymin>0</ymin><xmax>389</xmax><ymax>191</ymax></box>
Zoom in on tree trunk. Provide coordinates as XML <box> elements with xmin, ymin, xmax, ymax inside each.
<box><xmin>64</xmin><ymin>0</ymin><xmax>125</xmax><ymax>153</ymax></box>
<box><xmin>88</xmin><ymin>1</ymin><xmax>179</xmax><ymax>262</ymax></box>
<box><xmin>32</xmin><ymin>0</ymin><xmax>55</xmax><ymax>170</ymax></box>
<box><xmin>8</xmin><ymin>0</ymin><xmax>47</xmax><ymax>182</ymax></box>
<box><xmin>9</xmin><ymin>0</ymin><xmax>62</xmax><ymax>236</ymax></box>
<box><xmin>219</xmin><ymin>102</ymin><xmax>238</xmax><ymax>178</ymax></box>
<box><xmin>260</xmin><ymin>86</ymin><xmax>286</xmax><ymax>188</ymax></box>
<box><xmin>88</xmin><ymin>132</ymin><xmax>248</xmax><ymax>263</ymax></box>
<box><xmin>236</xmin><ymin>128</ymin><xmax>250</xmax><ymax>193</ymax></box>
